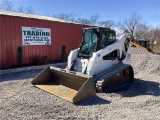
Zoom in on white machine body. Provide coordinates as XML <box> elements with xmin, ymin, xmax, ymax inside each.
<box><xmin>67</xmin><ymin>33</ymin><xmax>131</xmax><ymax>76</ymax></box>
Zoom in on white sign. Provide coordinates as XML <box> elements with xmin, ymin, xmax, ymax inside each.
<box><xmin>22</xmin><ymin>27</ymin><xmax>51</xmax><ymax>45</ymax></box>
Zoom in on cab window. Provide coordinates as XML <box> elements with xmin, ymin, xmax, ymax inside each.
<box><xmin>99</xmin><ymin>34</ymin><xmax>107</xmax><ymax>49</ymax></box>
<box><xmin>108</xmin><ymin>33</ymin><xmax>116</xmax><ymax>45</ymax></box>
<box><xmin>99</xmin><ymin>32</ymin><xmax>116</xmax><ymax>49</ymax></box>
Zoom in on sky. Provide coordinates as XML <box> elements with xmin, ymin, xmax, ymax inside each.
<box><xmin>0</xmin><ymin>0</ymin><xmax>160</xmax><ymax>26</ymax></box>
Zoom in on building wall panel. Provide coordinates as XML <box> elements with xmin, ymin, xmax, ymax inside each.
<box><xmin>1</xmin><ymin>16</ymin><xmax>7</xmax><ymax>67</ymax></box>
<box><xmin>0</xmin><ymin>15</ymin><xmax>2</xmax><ymax>66</ymax></box>
<box><xmin>0</xmin><ymin>15</ymin><xmax>90</xmax><ymax>67</ymax></box>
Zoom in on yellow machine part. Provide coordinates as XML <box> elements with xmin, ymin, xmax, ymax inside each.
<box><xmin>131</xmin><ymin>42</ymin><xmax>149</xmax><ymax>51</ymax></box>
<box><xmin>31</xmin><ymin>66</ymin><xmax>96</xmax><ymax>104</ymax></box>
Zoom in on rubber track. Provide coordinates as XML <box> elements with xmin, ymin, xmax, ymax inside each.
<box><xmin>94</xmin><ymin>62</ymin><xmax>132</xmax><ymax>92</ymax></box>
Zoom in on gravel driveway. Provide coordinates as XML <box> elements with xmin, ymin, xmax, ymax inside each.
<box><xmin>0</xmin><ymin>48</ymin><xmax>160</xmax><ymax>120</ymax></box>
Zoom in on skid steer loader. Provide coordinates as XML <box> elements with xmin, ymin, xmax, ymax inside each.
<box><xmin>32</xmin><ymin>27</ymin><xmax>134</xmax><ymax>104</ymax></box>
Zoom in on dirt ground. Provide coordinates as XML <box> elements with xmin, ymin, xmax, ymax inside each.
<box><xmin>0</xmin><ymin>48</ymin><xmax>160</xmax><ymax>120</ymax></box>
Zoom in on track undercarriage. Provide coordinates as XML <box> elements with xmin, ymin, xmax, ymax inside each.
<box><xmin>95</xmin><ymin>63</ymin><xmax>134</xmax><ymax>92</ymax></box>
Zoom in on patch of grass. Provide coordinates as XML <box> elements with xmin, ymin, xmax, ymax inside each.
<box><xmin>150</xmin><ymin>44</ymin><xmax>160</xmax><ymax>53</ymax></box>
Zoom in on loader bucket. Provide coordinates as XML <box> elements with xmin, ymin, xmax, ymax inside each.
<box><xmin>31</xmin><ymin>66</ymin><xmax>96</xmax><ymax>104</ymax></box>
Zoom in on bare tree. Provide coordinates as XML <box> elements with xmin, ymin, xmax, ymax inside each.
<box><xmin>154</xmin><ymin>26</ymin><xmax>160</xmax><ymax>43</ymax></box>
<box><xmin>0</xmin><ymin>0</ymin><xmax>35</xmax><ymax>14</ymax></box>
<box><xmin>69</xmin><ymin>12</ymin><xmax>79</xmax><ymax>22</ymax></box>
<box><xmin>17</xmin><ymin>5</ymin><xmax>25</xmax><ymax>13</ymax></box>
<box><xmin>53</xmin><ymin>12</ymin><xmax>100</xmax><ymax>25</ymax></box>
<box><xmin>117</xmin><ymin>12</ymin><xmax>141</xmax><ymax>40</ymax></box>
<box><xmin>149</xmin><ymin>26</ymin><xmax>160</xmax><ymax>44</ymax></box>
<box><xmin>135</xmin><ymin>23</ymin><xmax>149</xmax><ymax>39</ymax></box>
<box><xmin>53</xmin><ymin>13</ymin><xmax>78</xmax><ymax>22</ymax></box>
<box><xmin>135</xmin><ymin>24</ymin><xmax>160</xmax><ymax>44</ymax></box>
<box><xmin>53</xmin><ymin>13</ymin><xmax>70</xmax><ymax>20</ymax></box>
<box><xmin>0</xmin><ymin>0</ymin><xmax>14</xmax><ymax>11</ymax></box>
<box><xmin>90</xmin><ymin>14</ymin><xmax>99</xmax><ymax>25</ymax></box>
<box><xmin>77</xmin><ymin>18</ymin><xmax>91</xmax><ymax>25</ymax></box>
<box><xmin>26</xmin><ymin>6</ymin><xmax>34</xmax><ymax>14</ymax></box>
<box><xmin>98</xmin><ymin>20</ymin><xmax>115</xmax><ymax>28</ymax></box>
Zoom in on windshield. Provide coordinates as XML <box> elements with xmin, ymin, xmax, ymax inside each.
<box><xmin>79</xmin><ymin>29</ymin><xmax>98</xmax><ymax>57</ymax></box>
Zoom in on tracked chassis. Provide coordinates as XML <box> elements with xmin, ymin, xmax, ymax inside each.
<box><xmin>95</xmin><ymin>62</ymin><xmax>134</xmax><ymax>92</ymax></box>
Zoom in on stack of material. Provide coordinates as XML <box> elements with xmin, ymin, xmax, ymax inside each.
<box><xmin>131</xmin><ymin>47</ymin><xmax>160</xmax><ymax>76</ymax></box>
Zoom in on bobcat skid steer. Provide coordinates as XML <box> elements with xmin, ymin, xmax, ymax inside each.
<box><xmin>31</xmin><ymin>27</ymin><xmax>134</xmax><ymax>104</ymax></box>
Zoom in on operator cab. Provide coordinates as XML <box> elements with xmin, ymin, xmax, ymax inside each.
<box><xmin>78</xmin><ymin>27</ymin><xmax>116</xmax><ymax>58</ymax></box>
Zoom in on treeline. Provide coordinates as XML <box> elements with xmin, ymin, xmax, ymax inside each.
<box><xmin>0</xmin><ymin>0</ymin><xmax>34</xmax><ymax>14</ymax></box>
<box><xmin>54</xmin><ymin>12</ymin><xmax>160</xmax><ymax>44</ymax></box>
<box><xmin>53</xmin><ymin>13</ymin><xmax>115</xmax><ymax>28</ymax></box>
<box><xmin>0</xmin><ymin>0</ymin><xmax>160</xmax><ymax>44</ymax></box>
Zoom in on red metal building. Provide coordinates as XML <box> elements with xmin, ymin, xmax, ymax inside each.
<box><xmin>0</xmin><ymin>10</ymin><xmax>90</xmax><ymax>68</ymax></box>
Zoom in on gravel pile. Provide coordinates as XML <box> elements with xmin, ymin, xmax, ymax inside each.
<box><xmin>0</xmin><ymin>48</ymin><xmax>160</xmax><ymax>120</ymax></box>
<box><xmin>131</xmin><ymin>47</ymin><xmax>160</xmax><ymax>76</ymax></box>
